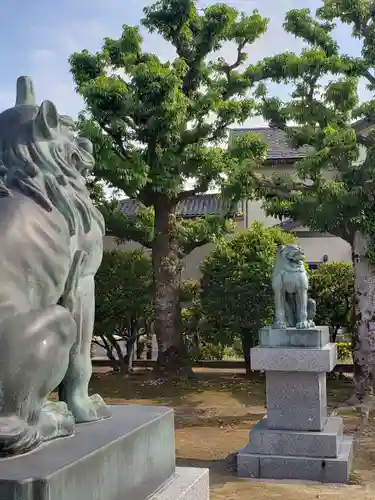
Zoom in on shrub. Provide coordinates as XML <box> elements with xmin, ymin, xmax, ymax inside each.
<box><xmin>94</xmin><ymin>249</ymin><xmax>153</xmax><ymax>372</ymax></box>
<box><xmin>308</xmin><ymin>262</ymin><xmax>354</xmax><ymax>341</ymax></box>
<box><xmin>336</xmin><ymin>342</ymin><xmax>352</xmax><ymax>361</ymax></box>
<box><xmin>179</xmin><ymin>279</ymin><xmax>201</xmax><ymax>304</ymax></box>
<box><xmin>200</xmin><ymin>222</ymin><xmax>296</xmax><ymax>372</ymax></box>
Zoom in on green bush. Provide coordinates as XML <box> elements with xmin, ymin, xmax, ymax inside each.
<box><xmin>336</xmin><ymin>342</ymin><xmax>352</xmax><ymax>361</ymax></box>
<box><xmin>198</xmin><ymin>342</ymin><xmax>237</xmax><ymax>361</ymax></box>
<box><xmin>179</xmin><ymin>279</ymin><xmax>201</xmax><ymax>303</ymax></box>
<box><xmin>94</xmin><ymin>249</ymin><xmax>153</xmax><ymax>371</ymax></box>
<box><xmin>308</xmin><ymin>262</ymin><xmax>354</xmax><ymax>341</ymax></box>
<box><xmin>199</xmin><ymin>222</ymin><xmax>296</xmax><ymax>371</ymax></box>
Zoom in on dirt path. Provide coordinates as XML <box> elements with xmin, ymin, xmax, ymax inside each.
<box><xmin>88</xmin><ymin>369</ymin><xmax>375</xmax><ymax>500</ymax></box>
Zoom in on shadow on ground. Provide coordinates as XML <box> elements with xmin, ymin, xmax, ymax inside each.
<box><xmin>87</xmin><ymin>368</ymin><xmax>375</xmax><ymax>500</ymax></box>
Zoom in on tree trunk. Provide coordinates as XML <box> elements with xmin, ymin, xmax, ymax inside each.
<box><xmin>241</xmin><ymin>333</ymin><xmax>252</xmax><ymax>375</ymax></box>
<box><xmin>123</xmin><ymin>319</ymin><xmax>138</xmax><ymax>372</ymax></box>
<box><xmin>152</xmin><ymin>200</ymin><xmax>189</xmax><ymax>375</ymax></box>
<box><xmin>349</xmin><ymin>231</ymin><xmax>375</xmax><ymax>405</ymax></box>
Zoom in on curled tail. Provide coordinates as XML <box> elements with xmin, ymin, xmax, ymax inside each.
<box><xmin>0</xmin><ymin>415</ymin><xmax>39</xmax><ymax>456</ymax></box>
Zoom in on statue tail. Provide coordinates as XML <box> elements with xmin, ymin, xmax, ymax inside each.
<box><xmin>0</xmin><ymin>415</ymin><xmax>39</xmax><ymax>455</ymax></box>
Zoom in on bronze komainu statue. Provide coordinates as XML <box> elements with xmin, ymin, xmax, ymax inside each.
<box><xmin>272</xmin><ymin>244</ymin><xmax>316</xmax><ymax>329</ymax></box>
<box><xmin>0</xmin><ymin>76</ymin><xmax>110</xmax><ymax>456</ymax></box>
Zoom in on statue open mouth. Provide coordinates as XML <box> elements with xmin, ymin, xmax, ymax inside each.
<box><xmin>287</xmin><ymin>255</ymin><xmax>302</xmax><ymax>264</ymax></box>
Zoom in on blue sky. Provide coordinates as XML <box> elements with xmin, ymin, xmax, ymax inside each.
<box><xmin>0</xmin><ymin>0</ymin><xmax>365</xmax><ymax>126</ymax></box>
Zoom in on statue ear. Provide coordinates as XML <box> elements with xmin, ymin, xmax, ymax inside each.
<box><xmin>34</xmin><ymin>100</ymin><xmax>60</xmax><ymax>139</ymax></box>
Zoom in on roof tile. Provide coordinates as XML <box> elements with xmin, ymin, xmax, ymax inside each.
<box><xmin>121</xmin><ymin>193</ymin><xmax>240</xmax><ymax>218</ymax></box>
<box><xmin>229</xmin><ymin>127</ymin><xmax>310</xmax><ymax>160</ymax></box>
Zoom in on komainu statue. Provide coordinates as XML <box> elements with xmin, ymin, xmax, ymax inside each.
<box><xmin>271</xmin><ymin>244</ymin><xmax>316</xmax><ymax>329</ymax></box>
<box><xmin>0</xmin><ymin>76</ymin><xmax>110</xmax><ymax>456</ymax></box>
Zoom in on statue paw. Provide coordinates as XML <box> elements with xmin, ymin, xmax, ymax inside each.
<box><xmin>69</xmin><ymin>394</ymin><xmax>111</xmax><ymax>423</ymax></box>
<box><xmin>89</xmin><ymin>393</ymin><xmax>112</xmax><ymax>419</ymax></box>
<box><xmin>296</xmin><ymin>320</ymin><xmax>310</xmax><ymax>329</ymax></box>
<box><xmin>272</xmin><ymin>321</ymin><xmax>287</xmax><ymax>329</ymax></box>
<box><xmin>39</xmin><ymin>400</ymin><xmax>75</xmax><ymax>440</ymax></box>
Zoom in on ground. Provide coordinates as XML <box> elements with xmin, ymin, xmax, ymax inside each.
<box><xmin>89</xmin><ymin>368</ymin><xmax>375</xmax><ymax>500</ymax></box>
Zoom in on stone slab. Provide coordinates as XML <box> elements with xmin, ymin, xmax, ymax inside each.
<box><xmin>151</xmin><ymin>467</ymin><xmax>210</xmax><ymax>500</ymax></box>
<box><xmin>247</xmin><ymin>416</ymin><xmax>343</xmax><ymax>458</ymax></box>
<box><xmin>251</xmin><ymin>343</ymin><xmax>337</xmax><ymax>372</ymax></box>
<box><xmin>259</xmin><ymin>326</ymin><xmax>330</xmax><ymax>348</ymax></box>
<box><xmin>266</xmin><ymin>371</ymin><xmax>327</xmax><ymax>431</ymax></box>
<box><xmin>0</xmin><ymin>405</ymin><xmax>176</xmax><ymax>500</ymax></box>
<box><xmin>237</xmin><ymin>435</ymin><xmax>354</xmax><ymax>483</ymax></box>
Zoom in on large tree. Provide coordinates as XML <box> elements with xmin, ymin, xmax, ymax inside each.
<box><xmin>248</xmin><ymin>0</ymin><xmax>375</xmax><ymax>404</ymax></box>
<box><xmin>69</xmin><ymin>0</ymin><xmax>269</xmax><ymax>374</ymax></box>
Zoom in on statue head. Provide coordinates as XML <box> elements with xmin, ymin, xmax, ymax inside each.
<box><xmin>0</xmin><ymin>76</ymin><xmax>103</xmax><ymax>235</ymax></box>
<box><xmin>275</xmin><ymin>244</ymin><xmax>305</xmax><ymax>271</ymax></box>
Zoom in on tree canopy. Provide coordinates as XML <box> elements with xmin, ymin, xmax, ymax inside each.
<box><xmin>69</xmin><ymin>0</ymin><xmax>271</xmax><ymax>373</ymax></box>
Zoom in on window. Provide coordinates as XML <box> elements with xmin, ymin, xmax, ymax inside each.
<box><xmin>307</xmin><ymin>262</ymin><xmax>319</xmax><ymax>270</ymax></box>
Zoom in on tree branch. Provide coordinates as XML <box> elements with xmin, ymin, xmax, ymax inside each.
<box><xmin>99</xmin><ymin>121</ymin><xmax>132</xmax><ymax>161</ymax></box>
<box><xmin>250</xmin><ymin>173</ymin><xmax>310</xmax><ymax>200</ymax></box>
<box><xmin>364</xmin><ymin>70</ymin><xmax>375</xmax><ymax>86</ymax></box>
<box><xmin>356</xmin><ymin>133</ymin><xmax>374</xmax><ymax>148</ymax></box>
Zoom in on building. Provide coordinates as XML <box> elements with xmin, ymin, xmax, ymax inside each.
<box><xmin>104</xmin><ymin>126</ymin><xmax>363</xmax><ymax>277</ymax></box>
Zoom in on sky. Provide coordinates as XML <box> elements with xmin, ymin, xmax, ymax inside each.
<box><xmin>0</xmin><ymin>0</ymin><xmax>367</xmax><ymax>127</ymax></box>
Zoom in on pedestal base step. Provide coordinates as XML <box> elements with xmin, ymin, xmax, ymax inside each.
<box><xmin>238</xmin><ymin>436</ymin><xmax>354</xmax><ymax>483</ymax></box>
<box><xmin>259</xmin><ymin>326</ymin><xmax>329</xmax><ymax>348</ymax></box>
<box><xmin>247</xmin><ymin>416</ymin><xmax>343</xmax><ymax>458</ymax></box>
<box><xmin>150</xmin><ymin>467</ymin><xmax>210</xmax><ymax>500</ymax></box>
<box><xmin>0</xmin><ymin>405</ymin><xmax>176</xmax><ymax>500</ymax></box>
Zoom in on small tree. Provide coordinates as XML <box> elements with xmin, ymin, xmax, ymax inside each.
<box><xmin>94</xmin><ymin>249</ymin><xmax>153</xmax><ymax>372</ymax></box>
<box><xmin>309</xmin><ymin>262</ymin><xmax>354</xmax><ymax>341</ymax></box>
<box><xmin>69</xmin><ymin>0</ymin><xmax>269</xmax><ymax>374</ymax></box>
<box><xmin>200</xmin><ymin>222</ymin><xmax>295</xmax><ymax>373</ymax></box>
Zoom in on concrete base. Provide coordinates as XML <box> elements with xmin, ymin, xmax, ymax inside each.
<box><xmin>0</xmin><ymin>405</ymin><xmax>177</xmax><ymax>500</ymax></box>
<box><xmin>247</xmin><ymin>416</ymin><xmax>343</xmax><ymax>458</ymax></box>
<box><xmin>238</xmin><ymin>327</ymin><xmax>354</xmax><ymax>483</ymax></box>
<box><xmin>266</xmin><ymin>371</ymin><xmax>327</xmax><ymax>431</ymax></box>
<box><xmin>151</xmin><ymin>467</ymin><xmax>210</xmax><ymax>500</ymax></box>
<box><xmin>238</xmin><ymin>435</ymin><xmax>354</xmax><ymax>483</ymax></box>
<box><xmin>259</xmin><ymin>326</ymin><xmax>330</xmax><ymax>348</ymax></box>
<box><xmin>251</xmin><ymin>343</ymin><xmax>337</xmax><ymax>372</ymax></box>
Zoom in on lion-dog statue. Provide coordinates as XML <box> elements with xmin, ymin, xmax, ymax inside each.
<box><xmin>272</xmin><ymin>244</ymin><xmax>316</xmax><ymax>329</ymax></box>
<box><xmin>0</xmin><ymin>76</ymin><xmax>110</xmax><ymax>456</ymax></box>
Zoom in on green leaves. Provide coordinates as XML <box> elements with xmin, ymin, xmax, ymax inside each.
<box><xmin>199</xmin><ymin>222</ymin><xmax>296</xmax><ymax>346</ymax></box>
<box><xmin>284</xmin><ymin>8</ymin><xmax>339</xmax><ymax>56</ymax></box>
<box><xmin>309</xmin><ymin>262</ymin><xmax>354</xmax><ymax>332</ymax></box>
<box><xmin>69</xmin><ymin>0</ymin><xmax>272</xmax><ymax>263</ymax></box>
<box><xmin>70</xmin><ymin>0</ymin><xmax>269</xmax><ymax>207</ymax></box>
<box><xmin>69</xmin><ymin>50</ymin><xmax>105</xmax><ymax>89</ymax></box>
<box><xmin>249</xmin><ymin>1</ymin><xmax>375</xmax><ymax>246</ymax></box>
<box><xmin>94</xmin><ymin>249</ymin><xmax>153</xmax><ymax>337</ymax></box>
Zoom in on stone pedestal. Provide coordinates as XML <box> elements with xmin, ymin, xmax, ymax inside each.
<box><xmin>0</xmin><ymin>405</ymin><xmax>209</xmax><ymax>500</ymax></box>
<box><xmin>237</xmin><ymin>326</ymin><xmax>354</xmax><ymax>483</ymax></box>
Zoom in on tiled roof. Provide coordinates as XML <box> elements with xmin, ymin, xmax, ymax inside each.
<box><xmin>229</xmin><ymin>127</ymin><xmax>311</xmax><ymax>161</ymax></box>
<box><xmin>120</xmin><ymin>193</ymin><xmax>241</xmax><ymax>218</ymax></box>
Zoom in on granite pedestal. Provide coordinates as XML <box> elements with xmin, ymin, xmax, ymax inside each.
<box><xmin>237</xmin><ymin>326</ymin><xmax>354</xmax><ymax>483</ymax></box>
<box><xmin>0</xmin><ymin>405</ymin><xmax>209</xmax><ymax>500</ymax></box>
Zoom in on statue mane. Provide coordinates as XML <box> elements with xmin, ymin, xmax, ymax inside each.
<box><xmin>0</xmin><ymin>77</ymin><xmax>104</xmax><ymax>236</ymax></box>
<box><xmin>273</xmin><ymin>244</ymin><xmax>305</xmax><ymax>274</ymax></box>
